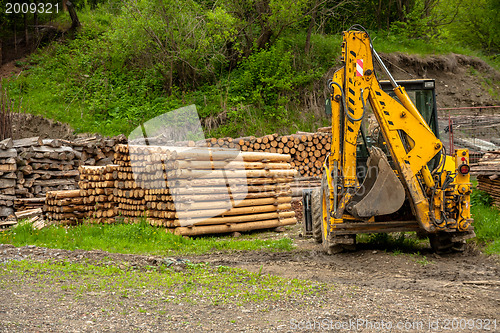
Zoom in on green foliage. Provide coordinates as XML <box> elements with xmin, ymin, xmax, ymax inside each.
<box><xmin>0</xmin><ymin>219</ymin><xmax>294</xmax><ymax>255</ymax></box>
<box><xmin>390</xmin><ymin>0</ymin><xmax>439</xmax><ymax>40</ymax></box>
<box><xmin>447</xmin><ymin>0</ymin><xmax>500</xmax><ymax>53</ymax></box>
<box><xmin>2</xmin><ymin>0</ymin><xmax>499</xmax><ymax>139</ymax></box>
<box><xmin>471</xmin><ymin>190</ymin><xmax>493</xmax><ymax>207</ymax></box>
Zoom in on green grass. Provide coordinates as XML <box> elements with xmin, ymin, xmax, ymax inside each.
<box><xmin>0</xmin><ymin>259</ymin><xmax>325</xmax><ymax>308</ymax></box>
<box><xmin>357</xmin><ymin>232</ymin><xmax>424</xmax><ymax>253</ymax></box>
<box><xmin>470</xmin><ymin>185</ymin><xmax>500</xmax><ymax>254</ymax></box>
<box><xmin>471</xmin><ymin>202</ymin><xmax>500</xmax><ymax>255</ymax></box>
<box><xmin>0</xmin><ymin>220</ymin><xmax>294</xmax><ymax>255</ymax></box>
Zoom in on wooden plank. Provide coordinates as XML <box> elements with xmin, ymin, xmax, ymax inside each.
<box><xmin>0</xmin><ymin>149</ymin><xmax>17</xmax><ymax>158</ymax></box>
<box><xmin>12</xmin><ymin>137</ymin><xmax>42</xmax><ymax>148</ymax></box>
<box><xmin>0</xmin><ymin>179</ymin><xmax>15</xmax><ymax>188</ymax></box>
<box><xmin>0</xmin><ymin>163</ymin><xmax>16</xmax><ymax>172</ymax></box>
<box><xmin>33</xmin><ymin>179</ymin><xmax>76</xmax><ymax>187</ymax></box>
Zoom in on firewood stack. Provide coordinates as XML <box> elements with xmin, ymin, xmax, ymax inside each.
<box><xmin>113</xmin><ymin>144</ymin><xmax>297</xmax><ymax>235</ymax></box>
<box><xmin>78</xmin><ymin>165</ymin><xmax>118</xmax><ymax>223</ymax></box>
<box><xmin>205</xmin><ymin>129</ymin><xmax>332</xmax><ymax>178</ymax></box>
<box><xmin>44</xmin><ymin>190</ymin><xmax>85</xmax><ymax>225</ymax></box>
<box><xmin>69</xmin><ymin>135</ymin><xmax>127</xmax><ymax>166</ymax></box>
<box><xmin>14</xmin><ymin>137</ymin><xmax>80</xmax><ymax>198</ymax></box>
<box><xmin>113</xmin><ymin>145</ymin><xmax>146</xmax><ymax>221</ymax></box>
<box><xmin>473</xmin><ymin>150</ymin><xmax>500</xmax><ymax>209</ymax></box>
<box><xmin>14</xmin><ymin>197</ymin><xmax>45</xmax><ymax>211</ymax></box>
<box><xmin>0</xmin><ymin>138</ymin><xmax>16</xmax><ymax>220</ymax></box>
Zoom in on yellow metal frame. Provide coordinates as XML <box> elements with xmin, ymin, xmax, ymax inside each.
<box><xmin>323</xmin><ymin>30</ymin><xmax>473</xmax><ymax>240</ymax></box>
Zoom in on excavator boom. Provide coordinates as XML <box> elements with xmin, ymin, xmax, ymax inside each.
<box><xmin>311</xmin><ymin>27</ymin><xmax>474</xmax><ymax>254</ymax></box>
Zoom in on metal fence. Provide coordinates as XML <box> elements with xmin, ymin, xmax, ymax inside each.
<box><xmin>437</xmin><ymin>106</ymin><xmax>500</xmax><ymax>163</ymax></box>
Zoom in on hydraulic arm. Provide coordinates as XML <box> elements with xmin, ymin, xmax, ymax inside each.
<box><xmin>317</xmin><ymin>27</ymin><xmax>474</xmax><ymax>253</ymax></box>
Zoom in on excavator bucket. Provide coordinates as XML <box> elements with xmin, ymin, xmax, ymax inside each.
<box><xmin>349</xmin><ymin>147</ymin><xmax>406</xmax><ymax>218</ymax></box>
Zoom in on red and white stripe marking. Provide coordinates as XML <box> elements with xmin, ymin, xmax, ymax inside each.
<box><xmin>356</xmin><ymin>59</ymin><xmax>364</xmax><ymax>77</ymax></box>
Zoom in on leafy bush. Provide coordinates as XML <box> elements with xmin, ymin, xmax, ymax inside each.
<box><xmin>471</xmin><ymin>190</ymin><xmax>493</xmax><ymax>207</ymax></box>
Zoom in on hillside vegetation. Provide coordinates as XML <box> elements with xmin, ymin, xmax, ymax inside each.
<box><xmin>1</xmin><ymin>0</ymin><xmax>499</xmax><ymax>137</ymax></box>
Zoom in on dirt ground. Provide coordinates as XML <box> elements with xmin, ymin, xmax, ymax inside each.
<box><xmin>0</xmin><ymin>223</ymin><xmax>498</xmax><ymax>332</ymax></box>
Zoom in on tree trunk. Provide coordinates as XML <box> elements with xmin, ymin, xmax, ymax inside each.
<box><xmin>24</xmin><ymin>14</ymin><xmax>29</xmax><ymax>47</ymax></box>
<box><xmin>34</xmin><ymin>1</ymin><xmax>39</xmax><ymax>49</ymax></box>
<box><xmin>305</xmin><ymin>5</ymin><xmax>317</xmax><ymax>54</ymax></box>
<box><xmin>66</xmin><ymin>1</ymin><xmax>81</xmax><ymax>29</ymax></box>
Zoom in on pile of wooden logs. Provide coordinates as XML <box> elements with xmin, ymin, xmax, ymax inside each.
<box><xmin>112</xmin><ymin>146</ymin><xmax>146</xmax><ymax>220</ymax></box>
<box><xmin>78</xmin><ymin>165</ymin><xmax>118</xmax><ymax>222</ymax></box>
<box><xmin>112</xmin><ymin>144</ymin><xmax>297</xmax><ymax>235</ymax></box>
<box><xmin>44</xmin><ymin>189</ymin><xmax>85</xmax><ymax>225</ymax></box>
<box><xmin>206</xmin><ymin>129</ymin><xmax>331</xmax><ymax>178</ymax></box>
<box><xmin>136</xmin><ymin>127</ymin><xmax>332</xmax><ymax>178</ymax></box>
<box><xmin>473</xmin><ymin>150</ymin><xmax>500</xmax><ymax>209</ymax></box>
<box><xmin>14</xmin><ymin>137</ymin><xmax>80</xmax><ymax>198</ymax></box>
<box><xmin>69</xmin><ymin>135</ymin><xmax>127</xmax><ymax>166</ymax></box>
<box><xmin>0</xmin><ymin>138</ymin><xmax>16</xmax><ymax>219</ymax></box>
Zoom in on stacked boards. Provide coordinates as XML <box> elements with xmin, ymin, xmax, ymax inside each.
<box><xmin>114</xmin><ymin>144</ymin><xmax>297</xmax><ymax>235</ymax></box>
<box><xmin>474</xmin><ymin>150</ymin><xmax>500</xmax><ymax>209</ymax></box>
<box><xmin>70</xmin><ymin>135</ymin><xmax>127</xmax><ymax>166</ymax></box>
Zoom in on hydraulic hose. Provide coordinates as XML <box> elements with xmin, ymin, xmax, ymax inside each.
<box><xmin>330</xmin><ymin>81</ymin><xmax>364</xmax><ymax>122</ymax></box>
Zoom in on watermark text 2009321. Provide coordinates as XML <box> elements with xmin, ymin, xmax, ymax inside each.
<box><xmin>289</xmin><ymin>318</ymin><xmax>497</xmax><ymax>331</ymax></box>
<box><xmin>5</xmin><ymin>2</ymin><xmax>60</xmax><ymax>15</ymax></box>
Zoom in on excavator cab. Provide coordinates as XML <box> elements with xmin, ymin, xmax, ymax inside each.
<box><xmin>380</xmin><ymin>79</ymin><xmax>439</xmax><ymax>137</ymax></box>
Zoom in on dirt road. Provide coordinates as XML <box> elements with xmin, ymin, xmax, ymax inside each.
<box><xmin>0</xmin><ymin>229</ymin><xmax>498</xmax><ymax>332</ymax></box>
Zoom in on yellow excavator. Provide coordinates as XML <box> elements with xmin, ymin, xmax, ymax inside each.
<box><xmin>307</xmin><ymin>26</ymin><xmax>475</xmax><ymax>253</ymax></box>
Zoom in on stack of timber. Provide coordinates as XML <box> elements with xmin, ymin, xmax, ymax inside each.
<box><xmin>78</xmin><ymin>165</ymin><xmax>118</xmax><ymax>223</ymax></box>
<box><xmin>14</xmin><ymin>197</ymin><xmax>46</xmax><ymax>211</ymax></box>
<box><xmin>206</xmin><ymin>129</ymin><xmax>332</xmax><ymax>178</ymax></box>
<box><xmin>113</xmin><ymin>145</ymin><xmax>146</xmax><ymax>220</ymax></box>
<box><xmin>473</xmin><ymin>150</ymin><xmax>500</xmax><ymax>209</ymax></box>
<box><xmin>44</xmin><ymin>190</ymin><xmax>85</xmax><ymax>225</ymax></box>
<box><xmin>14</xmin><ymin>137</ymin><xmax>80</xmax><ymax>198</ymax></box>
<box><xmin>0</xmin><ymin>138</ymin><xmax>16</xmax><ymax>219</ymax></box>
<box><xmin>127</xmin><ymin>127</ymin><xmax>332</xmax><ymax>177</ymax></box>
<box><xmin>68</xmin><ymin>134</ymin><xmax>127</xmax><ymax>166</ymax></box>
<box><xmin>114</xmin><ymin>144</ymin><xmax>297</xmax><ymax>235</ymax></box>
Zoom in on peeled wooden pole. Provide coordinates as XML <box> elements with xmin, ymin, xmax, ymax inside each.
<box><xmin>174</xmin><ymin>217</ymin><xmax>297</xmax><ymax>236</ymax></box>
<box><xmin>176</xmin><ymin>203</ymin><xmax>292</xmax><ymax>219</ymax></box>
<box><xmin>174</xmin><ymin>211</ymin><xmax>296</xmax><ymax>226</ymax></box>
<box><xmin>167</xmin><ymin>168</ymin><xmax>297</xmax><ymax>179</ymax></box>
<box><xmin>173</xmin><ymin>189</ymin><xmax>292</xmax><ymax>202</ymax></box>
<box><xmin>175</xmin><ymin>196</ymin><xmax>291</xmax><ymax>211</ymax></box>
